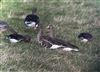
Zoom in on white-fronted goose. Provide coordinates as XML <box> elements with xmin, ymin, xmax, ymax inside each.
<box><xmin>37</xmin><ymin>25</ymin><xmax>79</xmax><ymax>52</ymax></box>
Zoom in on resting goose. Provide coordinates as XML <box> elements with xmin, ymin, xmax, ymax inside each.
<box><xmin>78</xmin><ymin>32</ymin><xmax>93</xmax><ymax>42</ymax></box>
<box><xmin>0</xmin><ymin>21</ymin><xmax>7</xmax><ymax>34</ymax></box>
<box><xmin>37</xmin><ymin>25</ymin><xmax>79</xmax><ymax>52</ymax></box>
<box><xmin>6</xmin><ymin>33</ymin><xmax>31</xmax><ymax>43</ymax></box>
<box><xmin>24</xmin><ymin>8</ymin><xmax>40</xmax><ymax>29</ymax></box>
<box><xmin>0</xmin><ymin>20</ymin><xmax>17</xmax><ymax>34</ymax></box>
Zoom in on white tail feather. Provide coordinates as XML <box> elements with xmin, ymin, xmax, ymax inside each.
<box><xmin>63</xmin><ymin>47</ymin><xmax>79</xmax><ymax>52</ymax></box>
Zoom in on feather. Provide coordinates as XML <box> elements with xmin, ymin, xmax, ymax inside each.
<box><xmin>9</xmin><ymin>39</ymin><xmax>19</xmax><ymax>43</ymax></box>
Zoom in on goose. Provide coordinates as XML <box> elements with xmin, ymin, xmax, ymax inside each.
<box><xmin>78</xmin><ymin>32</ymin><xmax>93</xmax><ymax>42</ymax></box>
<box><xmin>0</xmin><ymin>20</ymin><xmax>17</xmax><ymax>35</ymax></box>
<box><xmin>37</xmin><ymin>25</ymin><xmax>79</xmax><ymax>52</ymax></box>
<box><xmin>6</xmin><ymin>33</ymin><xmax>31</xmax><ymax>43</ymax></box>
<box><xmin>0</xmin><ymin>21</ymin><xmax>7</xmax><ymax>34</ymax></box>
<box><xmin>24</xmin><ymin>8</ymin><xmax>40</xmax><ymax>29</ymax></box>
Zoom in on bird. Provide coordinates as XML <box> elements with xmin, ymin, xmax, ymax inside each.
<box><xmin>0</xmin><ymin>21</ymin><xmax>8</xmax><ymax>34</ymax></box>
<box><xmin>37</xmin><ymin>25</ymin><xmax>79</xmax><ymax>52</ymax></box>
<box><xmin>78</xmin><ymin>32</ymin><xmax>93</xmax><ymax>42</ymax></box>
<box><xmin>0</xmin><ymin>20</ymin><xmax>17</xmax><ymax>35</ymax></box>
<box><xmin>6</xmin><ymin>33</ymin><xmax>31</xmax><ymax>43</ymax></box>
<box><xmin>24</xmin><ymin>8</ymin><xmax>40</xmax><ymax>30</ymax></box>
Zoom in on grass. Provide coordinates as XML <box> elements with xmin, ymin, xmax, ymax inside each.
<box><xmin>0</xmin><ymin>0</ymin><xmax>100</xmax><ymax>72</ymax></box>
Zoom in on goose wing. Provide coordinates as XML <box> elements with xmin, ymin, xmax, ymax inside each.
<box><xmin>24</xmin><ymin>14</ymin><xmax>39</xmax><ymax>24</ymax></box>
<box><xmin>43</xmin><ymin>36</ymin><xmax>79</xmax><ymax>49</ymax></box>
<box><xmin>8</xmin><ymin>34</ymin><xmax>25</xmax><ymax>40</ymax></box>
<box><xmin>78</xmin><ymin>33</ymin><xmax>93</xmax><ymax>39</ymax></box>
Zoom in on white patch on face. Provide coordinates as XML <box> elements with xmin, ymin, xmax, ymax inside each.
<box><xmin>63</xmin><ymin>47</ymin><xmax>79</xmax><ymax>52</ymax></box>
<box><xmin>50</xmin><ymin>44</ymin><xmax>61</xmax><ymax>49</ymax></box>
<box><xmin>81</xmin><ymin>39</ymin><xmax>88</xmax><ymax>42</ymax></box>
<box><xmin>9</xmin><ymin>39</ymin><xmax>19</xmax><ymax>43</ymax></box>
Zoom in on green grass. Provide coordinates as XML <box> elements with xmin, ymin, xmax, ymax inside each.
<box><xmin>0</xmin><ymin>0</ymin><xmax>100</xmax><ymax>72</ymax></box>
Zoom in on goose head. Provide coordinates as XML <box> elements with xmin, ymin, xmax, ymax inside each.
<box><xmin>37</xmin><ymin>25</ymin><xmax>54</xmax><ymax>44</ymax></box>
<box><xmin>46</xmin><ymin>25</ymin><xmax>54</xmax><ymax>38</ymax></box>
<box><xmin>46</xmin><ymin>25</ymin><xmax>53</xmax><ymax>29</ymax></box>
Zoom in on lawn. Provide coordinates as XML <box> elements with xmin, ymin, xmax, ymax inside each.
<box><xmin>0</xmin><ymin>0</ymin><xmax>100</xmax><ymax>72</ymax></box>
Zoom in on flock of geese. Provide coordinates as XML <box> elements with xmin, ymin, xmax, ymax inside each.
<box><xmin>0</xmin><ymin>8</ymin><xmax>93</xmax><ymax>52</ymax></box>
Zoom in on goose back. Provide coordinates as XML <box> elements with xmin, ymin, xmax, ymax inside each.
<box><xmin>78</xmin><ymin>32</ymin><xmax>93</xmax><ymax>42</ymax></box>
<box><xmin>42</xmin><ymin>36</ymin><xmax>79</xmax><ymax>49</ymax></box>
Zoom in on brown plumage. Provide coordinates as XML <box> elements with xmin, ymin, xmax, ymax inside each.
<box><xmin>37</xmin><ymin>25</ymin><xmax>79</xmax><ymax>52</ymax></box>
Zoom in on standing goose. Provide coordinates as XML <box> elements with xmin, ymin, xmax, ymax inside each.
<box><xmin>78</xmin><ymin>32</ymin><xmax>93</xmax><ymax>42</ymax></box>
<box><xmin>24</xmin><ymin>8</ymin><xmax>40</xmax><ymax>30</ymax></box>
<box><xmin>6</xmin><ymin>33</ymin><xmax>31</xmax><ymax>43</ymax></box>
<box><xmin>37</xmin><ymin>25</ymin><xmax>79</xmax><ymax>52</ymax></box>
